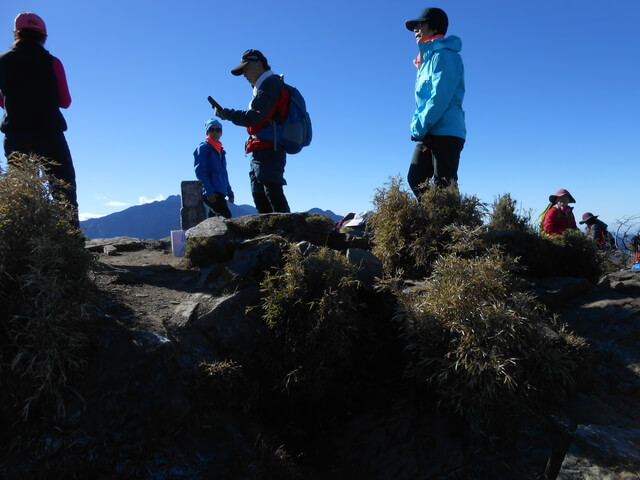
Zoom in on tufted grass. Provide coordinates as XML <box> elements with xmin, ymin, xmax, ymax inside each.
<box><xmin>0</xmin><ymin>154</ymin><xmax>95</xmax><ymax>424</ymax></box>
<box><xmin>253</xmin><ymin>246</ymin><xmax>368</xmax><ymax>427</ymax></box>
<box><xmin>369</xmin><ymin>176</ymin><xmax>486</xmax><ymax>279</ymax></box>
<box><xmin>388</xmin><ymin>242</ymin><xmax>590</xmax><ymax>436</ymax></box>
<box><xmin>487</xmin><ymin>192</ymin><xmax>533</xmax><ymax>233</ymax></box>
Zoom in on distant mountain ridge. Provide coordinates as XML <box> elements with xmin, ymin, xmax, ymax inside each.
<box><xmin>80</xmin><ymin>195</ymin><xmax>343</xmax><ymax>240</ymax></box>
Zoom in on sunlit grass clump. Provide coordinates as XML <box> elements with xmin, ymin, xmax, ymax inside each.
<box><xmin>0</xmin><ymin>154</ymin><xmax>94</xmax><ymax>423</ymax></box>
<box><xmin>487</xmin><ymin>193</ymin><xmax>532</xmax><ymax>233</ymax></box>
<box><xmin>368</xmin><ymin>177</ymin><xmax>485</xmax><ymax>278</ymax></box>
<box><xmin>391</xmin><ymin>247</ymin><xmax>589</xmax><ymax>435</ymax></box>
<box><xmin>255</xmin><ymin>246</ymin><xmax>366</xmax><ymax>423</ymax></box>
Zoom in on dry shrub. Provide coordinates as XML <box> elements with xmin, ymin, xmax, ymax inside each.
<box><xmin>369</xmin><ymin>176</ymin><xmax>485</xmax><ymax>278</ymax></box>
<box><xmin>483</xmin><ymin>227</ymin><xmax>604</xmax><ymax>281</ymax></box>
<box><xmin>256</xmin><ymin>247</ymin><xmax>364</xmax><ymax>421</ymax></box>
<box><xmin>0</xmin><ymin>154</ymin><xmax>94</xmax><ymax>423</ymax></box>
<box><xmin>252</xmin><ymin>434</ymin><xmax>305</xmax><ymax>480</ymax></box>
<box><xmin>393</xmin><ymin>248</ymin><xmax>589</xmax><ymax>435</ymax></box>
<box><xmin>488</xmin><ymin>193</ymin><xmax>533</xmax><ymax>233</ymax></box>
<box><xmin>197</xmin><ymin>360</ymin><xmax>248</xmax><ymax>410</ymax></box>
<box><xmin>540</xmin><ymin>229</ymin><xmax>603</xmax><ymax>280</ymax></box>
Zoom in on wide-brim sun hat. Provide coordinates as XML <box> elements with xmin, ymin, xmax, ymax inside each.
<box><xmin>231</xmin><ymin>49</ymin><xmax>268</xmax><ymax>76</ymax></box>
<box><xmin>549</xmin><ymin>188</ymin><xmax>576</xmax><ymax>204</ymax></box>
<box><xmin>405</xmin><ymin>7</ymin><xmax>448</xmax><ymax>34</ymax></box>
<box><xmin>579</xmin><ymin>212</ymin><xmax>598</xmax><ymax>224</ymax></box>
<box><xmin>14</xmin><ymin>12</ymin><xmax>46</xmax><ymax>35</ymax></box>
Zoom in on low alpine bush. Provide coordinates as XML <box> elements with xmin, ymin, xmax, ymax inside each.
<box><xmin>254</xmin><ymin>246</ymin><xmax>367</xmax><ymax>426</ymax></box>
<box><xmin>369</xmin><ymin>176</ymin><xmax>486</xmax><ymax>279</ymax></box>
<box><xmin>487</xmin><ymin>193</ymin><xmax>533</xmax><ymax>233</ymax></box>
<box><xmin>0</xmin><ymin>154</ymin><xmax>94</xmax><ymax>424</ymax></box>
<box><xmin>391</xmin><ymin>247</ymin><xmax>589</xmax><ymax>436</ymax></box>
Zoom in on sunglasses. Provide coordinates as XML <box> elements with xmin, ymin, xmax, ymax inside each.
<box><xmin>209</xmin><ymin>127</ymin><xmax>222</xmax><ymax>132</ymax></box>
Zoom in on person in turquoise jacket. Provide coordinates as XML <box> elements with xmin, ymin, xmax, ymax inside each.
<box><xmin>405</xmin><ymin>7</ymin><xmax>466</xmax><ymax>197</ymax></box>
<box><xmin>193</xmin><ymin>119</ymin><xmax>234</xmax><ymax>218</ymax></box>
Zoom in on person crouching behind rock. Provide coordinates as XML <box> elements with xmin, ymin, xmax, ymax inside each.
<box><xmin>580</xmin><ymin>212</ymin><xmax>614</xmax><ymax>248</ymax></box>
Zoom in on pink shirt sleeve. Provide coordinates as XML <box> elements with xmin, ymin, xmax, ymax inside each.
<box><xmin>52</xmin><ymin>56</ymin><xmax>71</xmax><ymax>108</ymax></box>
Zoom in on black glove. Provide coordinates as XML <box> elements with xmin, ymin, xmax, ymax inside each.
<box><xmin>215</xmin><ymin>108</ymin><xmax>229</xmax><ymax>120</ymax></box>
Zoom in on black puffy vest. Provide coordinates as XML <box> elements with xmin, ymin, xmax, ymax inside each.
<box><xmin>0</xmin><ymin>41</ymin><xmax>67</xmax><ymax>133</ymax></box>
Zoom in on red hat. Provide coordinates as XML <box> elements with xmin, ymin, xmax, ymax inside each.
<box><xmin>579</xmin><ymin>212</ymin><xmax>598</xmax><ymax>224</ymax></box>
<box><xmin>14</xmin><ymin>13</ymin><xmax>46</xmax><ymax>35</ymax></box>
<box><xmin>549</xmin><ymin>189</ymin><xmax>575</xmax><ymax>204</ymax></box>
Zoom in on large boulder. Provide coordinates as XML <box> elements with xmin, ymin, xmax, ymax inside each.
<box><xmin>68</xmin><ymin>327</ymin><xmax>190</xmax><ymax>444</ymax></box>
<box><xmin>184</xmin><ymin>285</ymin><xmax>264</xmax><ymax>364</ymax></box>
<box><xmin>227</xmin><ymin>212</ymin><xmax>334</xmax><ymax>246</ymax></box>
<box><xmin>185</xmin><ymin>217</ymin><xmax>239</xmax><ymax>267</ymax></box>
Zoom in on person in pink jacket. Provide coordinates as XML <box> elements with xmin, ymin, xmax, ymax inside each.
<box><xmin>542</xmin><ymin>189</ymin><xmax>578</xmax><ymax>235</ymax></box>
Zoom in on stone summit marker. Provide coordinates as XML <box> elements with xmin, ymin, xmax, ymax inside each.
<box><xmin>180</xmin><ymin>180</ymin><xmax>206</xmax><ymax>230</ymax></box>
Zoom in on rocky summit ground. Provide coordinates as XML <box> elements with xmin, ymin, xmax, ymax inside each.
<box><xmin>89</xmin><ymin>237</ymin><xmax>218</xmax><ymax>336</ymax></box>
<box><xmin>82</xmin><ymin>236</ymin><xmax>640</xmax><ymax>480</ymax></box>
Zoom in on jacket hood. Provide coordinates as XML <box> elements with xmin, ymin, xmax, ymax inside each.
<box><xmin>420</xmin><ymin>35</ymin><xmax>462</xmax><ymax>54</ymax></box>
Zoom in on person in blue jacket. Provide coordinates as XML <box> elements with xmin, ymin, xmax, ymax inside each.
<box><xmin>405</xmin><ymin>7</ymin><xmax>466</xmax><ymax>197</ymax></box>
<box><xmin>193</xmin><ymin>119</ymin><xmax>234</xmax><ymax>218</ymax></box>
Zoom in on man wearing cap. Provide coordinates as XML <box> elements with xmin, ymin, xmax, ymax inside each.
<box><xmin>405</xmin><ymin>7</ymin><xmax>466</xmax><ymax>197</ymax></box>
<box><xmin>542</xmin><ymin>189</ymin><xmax>578</xmax><ymax>235</ymax></box>
<box><xmin>193</xmin><ymin>118</ymin><xmax>234</xmax><ymax>219</ymax></box>
<box><xmin>0</xmin><ymin>13</ymin><xmax>78</xmax><ymax>224</ymax></box>
<box><xmin>579</xmin><ymin>212</ymin><xmax>613</xmax><ymax>248</ymax></box>
<box><xmin>215</xmin><ymin>49</ymin><xmax>291</xmax><ymax>213</ymax></box>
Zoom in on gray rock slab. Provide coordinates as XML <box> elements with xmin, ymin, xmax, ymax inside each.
<box><xmin>346</xmin><ymin>248</ymin><xmax>383</xmax><ymax>292</ymax></box>
<box><xmin>85</xmin><ymin>237</ymin><xmax>145</xmax><ymax>252</ymax></box>
<box><xmin>185</xmin><ymin>216</ymin><xmax>231</xmax><ymax>239</ymax></box>
<box><xmin>557</xmin><ymin>424</ymin><xmax>640</xmax><ymax>480</ymax></box>
<box><xmin>189</xmin><ymin>286</ymin><xmax>263</xmax><ymax>361</ymax></box>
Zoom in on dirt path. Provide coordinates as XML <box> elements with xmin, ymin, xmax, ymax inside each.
<box><xmin>90</xmin><ymin>243</ymin><xmax>213</xmax><ymax>336</ymax></box>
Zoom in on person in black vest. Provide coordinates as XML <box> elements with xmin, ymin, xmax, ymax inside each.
<box><xmin>0</xmin><ymin>13</ymin><xmax>78</xmax><ymax>225</ymax></box>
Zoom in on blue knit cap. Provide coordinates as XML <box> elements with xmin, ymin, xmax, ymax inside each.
<box><xmin>205</xmin><ymin>118</ymin><xmax>222</xmax><ymax>133</ymax></box>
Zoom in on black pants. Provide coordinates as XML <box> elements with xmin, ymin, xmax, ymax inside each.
<box><xmin>250</xmin><ymin>146</ymin><xmax>290</xmax><ymax>213</ymax></box>
<box><xmin>4</xmin><ymin>131</ymin><xmax>78</xmax><ymax>215</ymax></box>
<box><xmin>203</xmin><ymin>193</ymin><xmax>232</xmax><ymax>219</ymax></box>
<box><xmin>408</xmin><ymin>135</ymin><xmax>465</xmax><ymax>198</ymax></box>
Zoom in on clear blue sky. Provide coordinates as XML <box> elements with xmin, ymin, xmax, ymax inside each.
<box><xmin>2</xmin><ymin>0</ymin><xmax>639</xmax><ymax>230</ymax></box>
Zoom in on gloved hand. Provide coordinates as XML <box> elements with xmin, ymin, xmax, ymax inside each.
<box><xmin>215</xmin><ymin>108</ymin><xmax>229</xmax><ymax>120</ymax></box>
<box><xmin>228</xmin><ymin>194</ymin><xmax>235</xmax><ymax>204</ymax></box>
